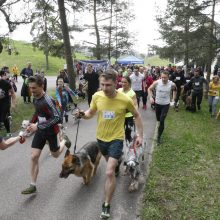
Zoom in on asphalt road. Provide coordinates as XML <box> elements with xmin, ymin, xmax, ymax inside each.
<box><xmin>0</xmin><ymin>99</ymin><xmax>157</xmax><ymax>220</ymax></box>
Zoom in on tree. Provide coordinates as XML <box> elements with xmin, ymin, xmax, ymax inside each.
<box><xmin>31</xmin><ymin>0</ymin><xmax>63</xmax><ymax>70</ymax></box>
<box><xmin>154</xmin><ymin>0</ymin><xmax>219</xmax><ymax>71</ymax></box>
<box><xmin>0</xmin><ymin>0</ymin><xmax>33</xmax><ymax>53</ymax></box>
<box><xmin>57</xmin><ymin>0</ymin><xmax>75</xmax><ymax>89</ymax></box>
<box><xmin>82</xmin><ymin>0</ymin><xmax>134</xmax><ymax>59</ymax></box>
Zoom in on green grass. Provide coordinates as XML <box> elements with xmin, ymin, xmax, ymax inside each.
<box><xmin>141</xmin><ymin>101</ymin><xmax>220</xmax><ymax>220</ymax></box>
<box><xmin>0</xmin><ymin>41</ymin><xmax>93</xmax><ymax>76</ymax></box>
<box><xmin>145</xmin><ymin>55</ymin><xmax>172</xmax><ymax>66</ymax></box>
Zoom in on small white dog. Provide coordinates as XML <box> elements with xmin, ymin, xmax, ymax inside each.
<box><xmin>21</xmin><ymin>120</ymin><xmax>30</xmax><ymax>129</ymax></box>
<box><xmin>124</xmin><ymin>135</ymin><xmax>145</xmax><ymax>192</ymax></box>
<box><xmin>21</xmin><ymin>120</ymin><xmax>33</xmax><ymax>137</ymax></box>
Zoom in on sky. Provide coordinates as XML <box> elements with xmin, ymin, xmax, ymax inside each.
<box><xmin>0</xmin><ymin>0</ymin><xmax>167</xmax><ymax>54</ymax></box>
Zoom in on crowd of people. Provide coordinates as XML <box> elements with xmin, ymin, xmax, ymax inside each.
<box><xmin>0</xmin><ymin>61</ymin><xmax>220</xmax><ymax>219</ymax></box>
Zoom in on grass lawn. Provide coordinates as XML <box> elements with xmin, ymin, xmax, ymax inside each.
<box><xmin>0</xmin><ymin>41</ymin><xmax>93</xmax><ymax>76</ymax></box>
<box><xmin>145</xmin><ymin>55</ymin><xmax>172</xmax><ymax>67</ymax></box>
<box><xmin>141</xmin><ymin>100</ymin><xmax>220</xmax><ymax>220</ymax></box>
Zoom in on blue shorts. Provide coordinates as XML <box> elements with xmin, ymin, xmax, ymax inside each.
<box><xmin>97</xmin><ymin>139</ymin><xmax>123</xmax><ymax>160</ymax></box>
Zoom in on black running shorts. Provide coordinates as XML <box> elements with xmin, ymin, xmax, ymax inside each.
<box><xmin>31</xmin><ymin>130</ymin><xmax>60</xmax><ymax>152</ymax></box>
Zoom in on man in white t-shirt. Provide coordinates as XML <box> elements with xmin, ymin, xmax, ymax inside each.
<box><xmin>129</xmin><ymin>66</ymin><xmax>144</xmax><ymax>107</ymax></box>
<box><xmin>148</xmin><ymin>71</ymin><xmax>177</xmax><ymax>144</ymax></box>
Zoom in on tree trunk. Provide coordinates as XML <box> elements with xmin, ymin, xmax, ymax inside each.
<box><xmin>57</xmin><ymin>0</ymin><xmax>76</xmax><ymax>89</ymax></box>
<box><xmin>93</xmin><ymin>0</ymin><xmax>101</xmax><ymax>59</ymax></box>
<box><xmin>44</xmin><ymin>14</ymin><xmax>49</xmax><ymax>70</ymax></box>
<box><xmin>45</xmin><ymin>53</ymin><xmax>49</xmax><ymax>70</ymax></box>
<box><xmin>206</xmin><ymin>0</ymin><xmax>216</xmax><ymax>82</ymax></box>
<box><xmin>184</xmin><ymin>0</ymin><xmax>190</xmax><ymax>70</ymax></box>
<box><xmin>108</xmin><ymin>0</ymin><xmax>113</xmax><ymax>61</ymax></box>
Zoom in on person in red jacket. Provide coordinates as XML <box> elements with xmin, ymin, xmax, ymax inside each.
<box><xmin>142</xmin><ymin>69</ymin><xmax>153</xmax><ymax>110</ymax></box>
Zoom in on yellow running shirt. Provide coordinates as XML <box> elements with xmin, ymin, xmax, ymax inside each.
<box><xmin>118</xmin><ymin>88</ymin><xmax>135</xmax><ymax>118</ymax></box>
<box><xmin>90</xmin><ymin>90</ymin><xmax>136</xmax><ymax>142</ymax></box>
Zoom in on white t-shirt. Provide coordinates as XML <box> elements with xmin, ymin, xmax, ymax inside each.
<box><xmin>155</xmin><ymin>79</ymin><xmax>174</xmax><ymax>105</ymax></box>
<box><xmin>130</xmin><ymin>73</ymin><xmax>144</xmax><ymax>91</ymax></box>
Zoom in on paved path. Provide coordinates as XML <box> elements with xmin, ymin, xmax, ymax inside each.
<box><xmin>0</xmin><ymin>100</ymin><xmax>156</xmax><ymax>220</ymax></box>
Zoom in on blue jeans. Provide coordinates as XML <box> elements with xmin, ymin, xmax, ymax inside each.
<box><xmin>208</xmin><ymin>96</ymin><xmax>219</xmax><ymax>115</ymax></box>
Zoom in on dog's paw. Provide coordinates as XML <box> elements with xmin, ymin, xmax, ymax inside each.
<box><xmin>128</xmin><ymin>180</ymin><xmax>139</xmax><ymax>192</ymax></box>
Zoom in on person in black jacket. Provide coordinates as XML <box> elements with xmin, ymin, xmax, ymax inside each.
<box><xmin>187</xmin><ymin>69</ymin><xmax>208</xmax><ymax>112</ymax></box>
<box><xmin>0</xmin><ymin>70</ymin><xmax>16</xmax><ymax>137</ymax></box>
<box><xmin>170</xmin><ymin>67</ymin><xmax>186</xmax><ymax>111</ymax></box>
<box><xmin>82</xmin><ymin>63</ymin><xmax>99</xmax><ymax>106</ymax></box>
<box><xmin>20</xmin><ymin>62</ymin><xmax>33</xmax><ymax>103</ymax></box>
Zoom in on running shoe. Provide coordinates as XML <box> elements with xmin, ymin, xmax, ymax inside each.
<box><xmin>6</xmin><ymin>133</ymin><xmax>12</xmax><ymax>138</ymax></box>
<box><xmin>100</xmin><ymin>203</ymin><xmax>110</xmax><ymax>219</ymax></box>
<box><xmin>21</xmin><ymin>184</ymin><xmax>37</xmax><ymax>194</ymax></box>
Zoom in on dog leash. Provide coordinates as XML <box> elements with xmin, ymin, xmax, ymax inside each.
<box><xmin>73</xmin><ymin>118</ymin><xmax>80</xmax><ymax>154</ymax></box>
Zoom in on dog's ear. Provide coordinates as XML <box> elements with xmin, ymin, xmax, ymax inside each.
<box><xmin>65</xmin><ymin>149</ymin><xmax>70</xmax><ymax>158</ymax></box>
<box><xmin>72</xmin><ymin>155</ymin><xmax>81</xmax><ymax>166</ymax></box>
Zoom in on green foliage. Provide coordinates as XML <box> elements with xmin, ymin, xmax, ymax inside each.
<box><xmin>141</xmin><ymin>101</ymin><xmax>220</xmax><ymax>220</ymax></box>
<box><xmin>31</xmin><ymin>0</ymin><xmax>64</xmax><ymax>60</ymax></box>
<box><xmin>153</xmin><ymin>0</ymin><xmax>219</xmax><ymax>67</ymax></box>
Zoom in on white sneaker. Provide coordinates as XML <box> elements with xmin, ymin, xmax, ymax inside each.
<box><xmin>6</xmin><ymin>133</ymin><xmax>12</xmax><ymax>138</ymax></box>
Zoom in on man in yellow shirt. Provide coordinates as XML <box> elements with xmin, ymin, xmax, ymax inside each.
<box><xmin>11</xmin><ymin>64</ymin><xmax>19</xmax><ymax>82</ymax></box>
<box><xmin>75</xmin><ymin>70</ymin><xmax>143</xmax><ymax>219</ymax></box>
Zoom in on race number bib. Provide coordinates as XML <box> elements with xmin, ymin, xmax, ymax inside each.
<box><xmin>176</xmin><ymin>77</ymin><xmax>180</xmax><ymax>80</ymax></box>
<box><xmin>195</xmin><ymin>82</ymin><xmax>200</xmax><ymax>86</ymax></box>
<box><xmin>103</xmin><ymin>111</ymin><xmax>115</xmax><ymax>119</ymax></box>
<box><xmin>38</xmin><ymin>116</ymin><xmax>47</xmax><ymax>123</ymax></box>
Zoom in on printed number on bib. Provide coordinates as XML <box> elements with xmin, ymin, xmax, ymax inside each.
<box><xmin>38</xmin><ymin>116</ymin><xmax>47</xmax><ymax>123</ymax></box>
<box><xmin>103</xmin><ymin>111</ymin><xmax>115</xmax><ymax>119</ymax></box>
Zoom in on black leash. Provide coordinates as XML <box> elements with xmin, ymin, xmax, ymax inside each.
<box><xmin>73</xmin><ymin>117</ymin><xmax>80</xmax><ymax>154</ymax></box>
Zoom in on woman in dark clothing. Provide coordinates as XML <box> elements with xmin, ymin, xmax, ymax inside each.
<box><xmin>82</xmin><ymin>64</ymin><xmax>99</xmax><ymax>106</ymax></box>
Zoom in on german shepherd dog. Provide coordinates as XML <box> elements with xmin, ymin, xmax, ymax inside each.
<box><xmin>59</xmin><ymin>141</ymin><xmax>102</xmax><ymax>185</ymax></box>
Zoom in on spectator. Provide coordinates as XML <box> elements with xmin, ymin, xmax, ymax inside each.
<box><xmin>208</xmin><ymin>75</ymin><xmax>220</xmax><ymax>117</ymax></box>
<box><xmin>20</xmin><ymin>62</ymin><xmax>33</xmax><ymax>103</ymax></box>
<box><xmin>81</xmin><ymin>63</ymin><xmax>99</xmax><ymax>106</ymax></box>
<box><xmin>11</xmin><ymin>64</ymin><xmax>19</xmax><ymax>82</ymax></box>
<box><xmin>0</xmin><ymin>70</ymin><xmax>16</xmax><ymax>137</ymax></box>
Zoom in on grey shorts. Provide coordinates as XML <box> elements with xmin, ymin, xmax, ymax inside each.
<box><xmin>97</xmin><ymin>139</ymin><xmax>123</xmax><ymax>160</ymax></box>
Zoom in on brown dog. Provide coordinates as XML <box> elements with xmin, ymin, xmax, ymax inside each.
<box><xmin>59</xmin><ymin>141</ymin><xmax>102</xmax><ymax>185</ymax></box>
